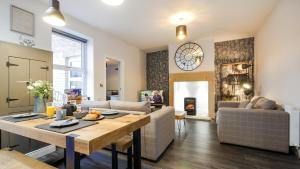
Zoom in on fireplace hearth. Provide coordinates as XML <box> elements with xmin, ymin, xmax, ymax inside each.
<box><xmin>184</xmin><ymin>97</ymin><xmax>196</xmax><ymax>116</ymax></box>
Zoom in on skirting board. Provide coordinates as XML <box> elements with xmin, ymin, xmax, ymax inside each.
<box><xmin>26</xmin><ymin>145</ymin><xmax>56</xmax><ymax>159</ymax></box>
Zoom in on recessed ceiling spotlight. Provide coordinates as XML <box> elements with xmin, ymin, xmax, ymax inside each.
<box><xmin>102</xmin><ymin>0</ymin><xmax>124</xmax><ymax>6</ymax></box>
<box><xmin>170</xmin><ymin>12</ymin><xmax>194</xmax><ymax>25</ymax></box>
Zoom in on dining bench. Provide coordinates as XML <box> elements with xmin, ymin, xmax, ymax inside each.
<box><xmin>0</xmin><ymin>148</ymin><xmax>56</xmax><ymax>169</ymax></box>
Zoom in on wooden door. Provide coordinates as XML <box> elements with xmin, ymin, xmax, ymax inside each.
<box><xmin>8</xmin><ymin>57</ymin><xmax>30</xmax><ymax>108</ymax></box>
<box><xmin>29</xmin><ymin>60</ymin><xmax>48</xmax><ymax>105</ymax></box>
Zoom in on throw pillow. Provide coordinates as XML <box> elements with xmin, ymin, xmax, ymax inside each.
<box><xmin>250</xmin><ymin>96</ymin><xmax>263</xmax><ymax>105</ymax></box>
<box><xmin>245</xmin><ymin>103</ymin><xmax>253</xmax><ymax>109</ymax></box>
<box><xmin>253</xmin><ymin>98</ymin><xmax>276</xmax><ymax>110</ymax></box>
<box><xmin>238</xmin><ymin>101</ymin><xmax>250</xmax><ymax>108</ymax></box>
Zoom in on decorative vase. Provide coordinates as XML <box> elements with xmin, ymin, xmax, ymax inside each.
<box><xmin>34</xmin><ymin>97</ymin><xmax>47</xmax><ymax>113</ymax></box>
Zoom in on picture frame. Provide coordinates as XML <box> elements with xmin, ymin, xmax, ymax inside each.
<box><xmin>10</xmin><ymin>5</ymin><xmax>35</xmax><ymax>36</ymax></box>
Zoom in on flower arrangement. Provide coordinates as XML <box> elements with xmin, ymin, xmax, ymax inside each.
<box><xmin>27</xmin><ymin>80</ymin><xmax>53</xmax><ymax>98</ymax></box>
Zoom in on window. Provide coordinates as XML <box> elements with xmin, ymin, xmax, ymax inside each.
<box><xmin>52</xmin><ymin>29</ymin><xmax>87</xmax><ymax>95</ymax></box>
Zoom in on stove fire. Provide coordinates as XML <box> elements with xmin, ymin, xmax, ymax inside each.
<box><xmin>184</xmin><ymin>97</ymin><xmax>196</xmax><ymax>115</ymax></box>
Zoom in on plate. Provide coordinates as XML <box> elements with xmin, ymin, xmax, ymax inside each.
<box><xmin>83</xmin><ymin>115</ymin><xmax>105</xmax><ymax>121</ymax></box>
<box><xmin>50</xmin><ymin>119</ymin><xmax>79</xmax><ymax>127</ymax></box>
<box><xmin>11</xmin><ymin>113</ymin><xmax>39</xmax><ymax>118</ymax></box>
<box><xmin>102</xmin><ymin>111</ymin><xmax>119</xmax><ymax>116</ymax></box>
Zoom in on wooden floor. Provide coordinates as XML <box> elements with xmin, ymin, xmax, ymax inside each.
<box><xmin>52</xmin><ymin>120</ymin><xmax>300</xmax><ymax>169</ymax></box>
<box><xmin>144</xmin><ymin>120</ymin><xmax>300</xmax><ymax>169</ymax></box>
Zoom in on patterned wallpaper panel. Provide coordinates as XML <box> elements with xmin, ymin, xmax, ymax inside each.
<box><xmin>146</xmin><ymin>50</ymin><xmax>169</xmax><ymax>105</ymax></box>
<box><xmin>215</xmin><ymin>37</ymin><xmax>255</xmax><ymax>103</ymax></box>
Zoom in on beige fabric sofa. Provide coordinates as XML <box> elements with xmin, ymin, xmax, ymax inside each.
<box><xmin>81</xmin><ymin>100</ymin><xmax>175</xmax><ymax>161</ymax></box>
<box><xmin>216</xmin><ymin>97</ymin><xmax>289</xmax><ymax>153</ymax></box>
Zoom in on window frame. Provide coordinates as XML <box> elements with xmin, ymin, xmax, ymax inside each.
<box><xmin>52</xmin><ymin>29</ymin><xmax>88</xmax><ymax>95</ymax></box>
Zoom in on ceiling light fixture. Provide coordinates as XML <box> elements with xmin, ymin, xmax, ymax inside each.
<box><xmin>101</xmin><ymin>0</ymin><xmax>124</xmax><ymax>6</ymax></box>
<box><xmin>176</xmin><ymin>25</ymin><xmax>187</xmax><ymax>40</ymax></box>
<box><xmin>170</xmin><ymin>12</ymin><xmax>194</xmax><ymax>25</ymax></box>
<box><xmin>43</xmin><ymin>0</ymin><xmax>66</xmax><ymax>27</ymax></box>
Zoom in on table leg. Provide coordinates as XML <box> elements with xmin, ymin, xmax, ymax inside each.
<box><xmin>66</xmin><ymin>134</ymin><xmax>80</xmax><ymax>169</ymax></box>
<box><xmin>127</xmin><ymin>146</ymin><xmax>132</xmax><ymax>169</ymax></box>
<box><xmin>111</xmin><ymin>143</ymin><xmax>118</xmax><ymax>169</ymax></box>
<box><xmin>0</xmin><ymin>129</ymin><xmax>1</xmax><ymax>149</ymax></box>
<box><xmin>133</xmin><ymin>129</ymin><xmax>141</xmax><ymax>169</ymax></box>
<box><xmin>64</xmin><ymin>149</ymin><xmax>66</xmax><ymax>167</ymax></box>
<box><xmin>177</xmin><ymin>120</ymin><xmax>182</xmax><ymax>133</ymax></box>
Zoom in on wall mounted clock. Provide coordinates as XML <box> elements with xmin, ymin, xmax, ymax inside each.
<box><xmin>174</xmin><ymin>42</ymin><xmax>204</xmax><ymax>71</ymax></box>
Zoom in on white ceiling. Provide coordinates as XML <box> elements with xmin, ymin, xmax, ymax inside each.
<box><xmin>41</xmin><ymin>0</ymin><xmax>278</xmax><ymax>50</ymax></box>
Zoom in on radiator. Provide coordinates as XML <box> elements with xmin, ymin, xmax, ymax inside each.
<box><xmin>285</xmin><ymin>105</ymin><xmax>300</xmax><ymax>147</ymax></box>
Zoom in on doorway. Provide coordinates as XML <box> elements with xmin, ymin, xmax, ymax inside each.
<box><xmin>106</xmin><ymin>57</ymin><xmax>121</xmax><ymax>100</ymax></box>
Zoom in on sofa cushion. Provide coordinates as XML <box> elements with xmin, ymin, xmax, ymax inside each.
<box><xmin>253</xmin><ymin>98</ymin><xmax>276</xmax><ymax>110</ymax></box>
<box><xmin>110</xmin><ymin>101</ymin><xmax>151</xmax><ymax>114</ymax></box>
<box><xmin>80</xmin><ymin>100</ymin><xmax>111</xmax><ymax>109</ymax></box>
<box><xmin>245</xmin><ymin>103</ymin><xmax>253</xmax><ymax>109</ymax></box>
<box><xmin>238</xmin><ymin>101</ymin><xmax>250</xmax><ymax>108</ymax></box>
<box><xmin>275</xmin><ymin>104</ymin><xmax>285</xmax><ymax>111</ymax></box>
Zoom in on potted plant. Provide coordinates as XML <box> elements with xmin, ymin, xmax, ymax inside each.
<box><xmin>27</xmin><ymin>80</ymin><xmax>53</xmax><ymax>113</ymax></box>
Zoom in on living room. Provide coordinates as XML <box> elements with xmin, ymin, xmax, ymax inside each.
<box><xmin>0</xmin><ymin>0</ymin><xmax>299</xmax><ymax>169</ymax></box>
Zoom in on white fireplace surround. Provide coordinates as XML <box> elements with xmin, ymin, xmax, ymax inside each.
<box><xmin>174</xmin><ymin>81</ymin><xmax>209</xmax><ymax>118</ymax></box>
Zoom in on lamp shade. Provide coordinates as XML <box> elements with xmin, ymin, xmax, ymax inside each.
<box><xmin>176</xmin><ymin>25</ymin><xmax>187</xmax><ymax>40</ymax></box>
<box><xmin>43</xmin><ymin>0</ymin><xmax>66</xmax><ymax>27</ymax></box>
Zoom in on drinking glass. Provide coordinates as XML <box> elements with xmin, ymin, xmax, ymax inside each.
<box><xmin>46</xmin><ymin>102</ymin><xmax>56</xmax><ymax>118</ymax></box>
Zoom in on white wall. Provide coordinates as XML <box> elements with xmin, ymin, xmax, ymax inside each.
<box><xmin>0</xmin><ymin>0</ymin><xmax>146</xmax><ymax>101</ymax></box>
<box><xmin>255</xmin><ymin>0</ymin><xmax>300</xmax><ymax>108</ymax></box>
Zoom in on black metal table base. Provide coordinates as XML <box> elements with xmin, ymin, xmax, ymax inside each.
<box><xmin>111</xmin><ymin>143</ymin><xmax>118</xmax><ymax>169</ymax></box>
<box><xmin>133</xmin><ymin>129</ymin><xmax>141</xmax><ymax>169</ymax></box>
<box><xmin>127</xmin><ymin>146</ymin><xmax>133</xmax><ymax>169</ymax></box>
<box><xmin>66</xmin><ymin>134</ymin><xmax>80</xmax><ymax>169</ymax></box>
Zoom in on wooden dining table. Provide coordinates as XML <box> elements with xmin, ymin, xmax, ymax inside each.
<box><xmin>0</xmin><ymin>113</ymin><xmax>150</xmax><ymax>169</ymax></box>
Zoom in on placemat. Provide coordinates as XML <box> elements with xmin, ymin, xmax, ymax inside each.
<box><xmin>103</xmin><ymin>113</ymin><xmax>129</xmax><ymax>119</ymax></box>
<box><xmin>35</xmin><ymin>120</ymin><xmax>97</xmax><ymax>134</ymax></box>
<box><xmin>1</xmin><ymin>114</ymin><xmax>47</xmax><ymax>123</ymax></box>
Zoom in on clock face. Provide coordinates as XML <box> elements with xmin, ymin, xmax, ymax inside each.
<box><xmin>174</xmin><ymin>42</ymin><xmax>204</xmax><ymax>71</ymax></box>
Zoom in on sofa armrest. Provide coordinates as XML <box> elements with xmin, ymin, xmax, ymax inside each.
<box><xmin>217</xmin><ymin>101</ymin><xmax>240</xmax><ymax>109</ymax></box>
<box><xmin>141</xmin><ymin>106</ymin><xmax>175</xmax><ymax>160</ymax></box>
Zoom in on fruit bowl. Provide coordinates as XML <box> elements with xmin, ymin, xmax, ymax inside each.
<box><xmin>73</xmin><ymin>111</ymin><xmax>88</xmax><ymax>119</ymax></box>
